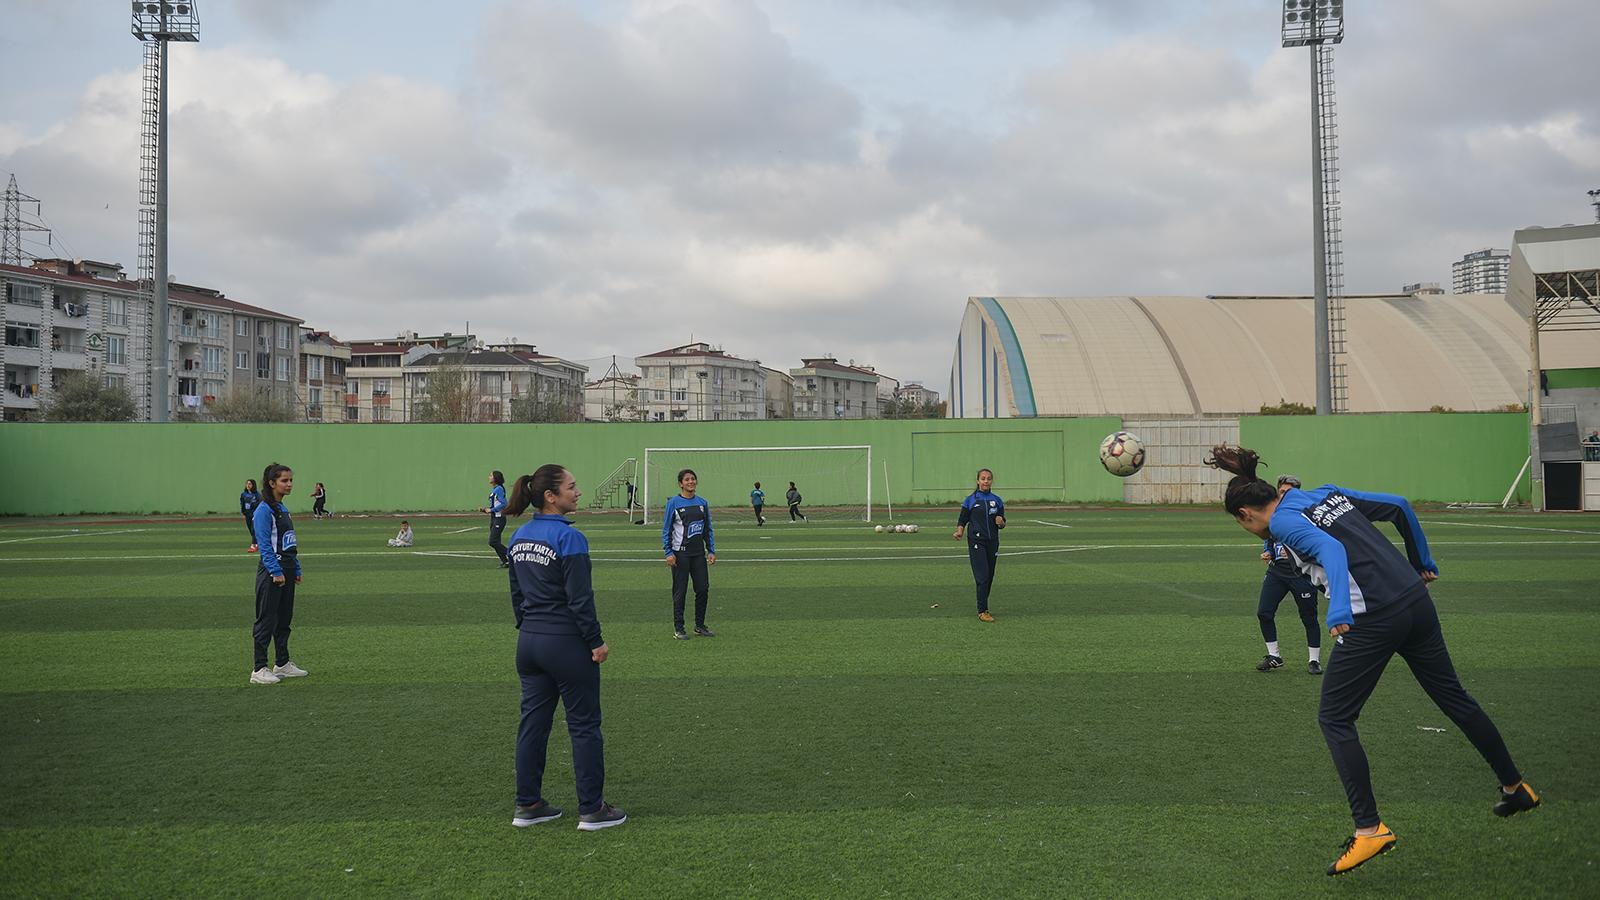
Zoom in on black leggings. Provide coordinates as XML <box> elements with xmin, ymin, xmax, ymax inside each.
<box><xmin>1318</xmin><ymin>591</ymin><xmax>1520</xmax><ymax>827</ymax></box>
<box><xmin>671</xmin><ymin>553</ymin><xmax>710</xmax><ymax>630</ymax></box>
<box><xmin>244</xmin><ymin>513</ymin><xmax>257</xmax><ymax>541</ymax></box>
<box><xmin>312</xmin><ymin>496</ymin><xmax>326</xmax><ymax>517</ymax></box>
<box><xmin>968</xmin><ymin>539</ymin><xmax>998</xmax><ymax>613</ymax></box>
<box><xmin>1257</xmin><ymin>570</ymin><xmax>1320</xmax><ymax>647</ymax></box>
<box><xmin>789</xmin><ymin>503</ymin><xmax>805</xmax><ymax>521</ymax></box>
<box><xmin>489</xmin><ymin>516</ymin><xmax>509</xmax><ymax>563</ymax></box>
<box><xmin>252</xmin><ymin>566</ymin><xmax>295</xmax><ymax>671</ymax></box>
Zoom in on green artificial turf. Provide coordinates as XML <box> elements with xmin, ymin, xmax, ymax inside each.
<box><xmin>1</xmin><ymin>508</ymin><xmax>1595</xmax><ymax>897</ymax></box>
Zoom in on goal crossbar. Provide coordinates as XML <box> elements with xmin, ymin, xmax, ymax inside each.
<box><xmin>641</xmin><ymin>445</ymin><xmax>872</xmax><ymax>523</ymax></box>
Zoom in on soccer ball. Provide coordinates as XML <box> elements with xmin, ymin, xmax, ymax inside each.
<box><xmin>896</xmin><ymin>524</ymin><xmax>909</xmax><ymax>533</ymax></box>
<box><xmin>909</xmin><ymin>524</ymin><xmax>920</xmax><ymax>533</ymax></box>
<box><xmin>1099</xmin><ymin>431</ymin><xmax>1147</xmax><ymax>477</ymax></box>
<box><xmin>874</xmin><ymin>524</ymin><xmax>885</xmax><ymax>533</ymax></box>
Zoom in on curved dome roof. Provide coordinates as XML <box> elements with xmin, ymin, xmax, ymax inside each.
<box><xmin>950</xmin><ymin>293</ymin><xmax>1597</xmax><ymax>417</ymax></box>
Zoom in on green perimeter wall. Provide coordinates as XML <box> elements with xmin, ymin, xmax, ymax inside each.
<box><xmin>0</xmin><ymin>418</ymin><xmax>1123</xmax><ymax>516</ymax></box>
<box><xmin>0</xmin><ymin>412</ymin><xmax>1531</xmax><ymax>515</ymax></box>
<box><xmin>1240</xmin><ymin>412</ymin><xmax>1532</xmax><ymax>504</ymax></box>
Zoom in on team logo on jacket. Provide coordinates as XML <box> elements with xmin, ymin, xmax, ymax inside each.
<box><xmin>512</xmin><ymin>542</ymin><xmax>556</xmax><ymax>567</ymax></box>
<box><xmin>282</xmin><ymin>530</ymin><xmax>297</xmax><ymax>550</ymax></box>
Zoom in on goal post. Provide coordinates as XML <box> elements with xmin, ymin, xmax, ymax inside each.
<box><xmin>641</xmin><ymin>445</ymin><xmax>872</xmax><ymax>523</ymax></box>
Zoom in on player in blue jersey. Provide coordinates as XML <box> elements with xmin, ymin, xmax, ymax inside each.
<box><xmin>482</xmin><ymin>470</ymin><xmax>511</xmax><ymax>568</ymax></box>
<box><xmin>1254</xmin><ymin>475</ymin><xmax>1323</xmax><ymax>675</ymax></box>
<box><xmin>663</xmin><ymin>468</ymin><xmax>716</xmax><ymax>640</ymax></box>
<box><xmin>1207</xmin><ymin>446</ymin><xmax>1539</xmax><ymax>876</ymax></box>
<box><xmin>249</xmin><ymin>463</ymin><xmax>307</xmax><ymax>685</ymax></box>
<box><xmin>952</xmin><ymin>468</ymin><xmax>1005</xmax><ymax>622</ymax></box>
<box><xmin>751</xmin><ymin>482</ymin><xmax>766</xmax><ymax>526</ymax></box>
<box><xmin>505</xmin><ymin>464</ymin><xmax>626</xmax><ymax>831</ymax></box>
<box><xmin>240</xmin><ymin>478</ymin><xmax>261</xmax><ymax>553</ymax></box>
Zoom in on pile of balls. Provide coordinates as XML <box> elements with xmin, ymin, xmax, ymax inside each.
<box><xmin>874</xmin><ymin>524</ymin><xmax>920</xmax><ymax>533</ymax></box>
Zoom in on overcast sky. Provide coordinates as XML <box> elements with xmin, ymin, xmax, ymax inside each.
<box><xmin>3</xmin><ymin>0</ymin><xmax>1596</xmax><ymax>386</ymax></box>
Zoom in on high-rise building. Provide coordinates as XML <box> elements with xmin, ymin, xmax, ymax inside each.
<box><xmin>1452</xmin><ymin>248</ymin><xmax>1510</xmax><ymax>294</ymax></box>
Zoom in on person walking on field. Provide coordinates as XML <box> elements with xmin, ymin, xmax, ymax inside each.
<box><xmin>483</xmin><ymin>470</ymin><xmax>511</xmax><ymax>568</ymax></box>
<box><xmin>663</xmin><ymin>469</ymin><xmax>716</xmax><ymax>640</ymax></box>
<box><xmin>506</xmin><ymin>464</ymin><xmax>626</xmax><ymax>831</ymax></box>
<box><xmin>952</xmin><ymin>468</ymin><xmax>1005</xmax><ymax>622</ymax></box>
<box><xmin>1207</xmin><ymin>445</ymin><xmax>1539</xmax><ymax>877</ymax></box>
<box><xmin>240</xmin><ymin>479</ymin><xmax>261</xmax><ymax>553</ymax></box>
<box><xmin>751</xmin><ymin>482</ymin><xmax>766</xmax><ymax>526</ymax></box>
<box><xmin>1254</xmin><ymin>475</ymin><xmax>1324</xmax><ymax>675</ymax></box>
<box><xmin>250</xmin><ymin>463</ymin><xmax>308</xmax><ymax>685</ymax></box>
<box><xmin>785</xmin><ymin>482</ymin><xmax>806</xmax><ymax>522</ymax></box>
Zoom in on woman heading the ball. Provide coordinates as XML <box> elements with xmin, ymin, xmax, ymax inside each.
<box><xmin>1254</xmin><ymin>474</ymin><xmax>1324</xmax><ymax>675</ymax></box>
<box><xmin>663</xmin><ymin>468</ymin><xmax>716</xmax><ymax>640</ymax></box>
<box><xmin>952</xmin><ymin>468</ymin><xmax>1005</xmax><ymax>622</ymax></box>
<box><xmin>1206</xmin><ymin>445</ymin><xmax>1539</xmax><ymax>876</ymax></box>
<box><xmin>506</xmin><ymin>464</ymin><xmax>626</xmax><ymax>831</ymax></box>
<box><xmin>249</xmin><ymin>463</ymin><xmax>307</xmax><ymax>685</ymax></box>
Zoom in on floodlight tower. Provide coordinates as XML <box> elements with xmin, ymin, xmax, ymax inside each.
<box><xmin>1282</xmin><ymin>0</ymin><xmax>1347</xmax><ymax>415</ymax></box>
<box><xmin>1588</xmin><ymin>189</ymin><xmax>1600</xmax><ymax>224</ymax></box>
<box><xmin>131</xmin><ymin>2</ymin><xmax>200</xmax><ymax>423</ymax></box>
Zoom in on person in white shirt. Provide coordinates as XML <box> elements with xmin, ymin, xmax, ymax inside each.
<box><xmin>388</xmin><ymin>520</ymin><xmax>414</xmax><ymax>547</ymax></box>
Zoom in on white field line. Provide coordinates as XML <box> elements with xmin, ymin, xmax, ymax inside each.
<box><xmin>442</xmin><ymin>527</ymin><xmax>478</xmax><ymax>535</ymax></box>
<box><xmin>1030</xmin><ymin>520</ymin><xmax>1072</xmax><ymax>528</ymax></box>
<box><xmin>0</xmin><ymin>528</ymin><xmax>150</xmax><ymax>545</ymax></box>
<box><xmin>413</xmin><ymin>550</ymin><xmax>491</xmax><ymax>559</ymax></box>
<box><xmin>2</xmin><ymin>538</ymin><xmax>1596</xmax><ymax>565</ymax></box>
<box><xmin>1420</xmin><ymin>519</ymin><xmax>1600</xmax><ymax>536</ymax></box>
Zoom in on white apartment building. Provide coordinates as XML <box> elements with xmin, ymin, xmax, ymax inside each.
<box><xmin>584</xmin><ymin>373</ymin><xmax>641</xmax><ymax>421</ymax></box>
<box><xmin>898</xmin><ymin>382</ymin><xmax>941</xmax><ymax>407</ymax></box>
<box><xmin>1452</xmin><ymin>248</ymin><xmax>1510</xmax><ymax>294</ymax></box>
<box><xmin>2</xmin><ymin>259</ymin><xmax>301</xmax><ymax>421</ymax></box>
<box><xmin>789</xmin><ymin>357</ymin><xmax>880</xmax><ymax>419</ymax></box>
<box><xmin>761</xmin><ymin>366</ymin><xmax>793</xmax><ymax>420</ymax></box>
<box><xmin>636</xmin><ymin>342</ymin><xmax>766</xmax><ymax>421</ymax></box>
<box><xmin>299</xmin><ymin>329</ymin><xmax>351</xmax><ymax>422</ymax></box>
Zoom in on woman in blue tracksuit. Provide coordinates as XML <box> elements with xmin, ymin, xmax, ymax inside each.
<box><xmin>952</xmin><ymin>468</ymin><xmax>1005</xmax><ymax>622</ymax></box>
<box><xmin>1255</xmin><ymin>474</ymin><xmax>1323</xmax><ymax>675</ymax></box>
<box><xmin>240</xmin><ymin>479</ymin><xmax>261</xmax><ymax>552</ymax></box>
<box><xmin>249</xmin><ymin>463</ymin><xmax>307</xmax><ymax>685</ymax></box>
<box><xmin>506</xmin><ymin>464</ymin><xmax>626</xmax><ymax>831</ymax></box>
<box><xmin>1207</xmin><ymin>446</ymin><xmax>1538</xmax><ymax>876</ymax></box>
<box><xmin>663</xmin><ymin>468</ymin><xmax>716</xmax><ymax>640</ymax></box>
<box><xmin>482</xmin><ymin>470</ymin><xmax>510</xmax><ymax>568</ymax></box>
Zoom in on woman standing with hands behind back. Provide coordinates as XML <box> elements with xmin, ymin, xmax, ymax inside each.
<box><xmin>250</xmin><ymin>463</ymin><xmax>307</xmax><ymax>685</ymax></box>
<box><xmin>507</xmin><ymin>464</ymin><xmax>626</xmax><ymax>831</ymax></box>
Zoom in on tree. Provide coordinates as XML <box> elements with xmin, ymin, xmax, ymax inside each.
<box><xmin>880</xmin><ymin>397</ymin><xmax>947</xmax><ymax>419</ymax></box>
<box><xmin>1258</xmin><ymin>399</ymin><xmax>1315</xmax><ymax>416</ymax></box>
<box><xmin>412</xmin><ymin>357</ymin><xmax>486</xmax><ymax>423</ymax></box>
<box><xmin>40</xmin><ymin>371</ymin><xmax>137</xmax><ymax>422</ymax></box>
<box><xmin>511</xmin><ymin>392</ymin><xmax>584</xmax><ymax>423</ymax></box>
<box><xmin>207</xmin><ymin>386</ymin><xmax>300</xmax><ymax>423</ymax></box>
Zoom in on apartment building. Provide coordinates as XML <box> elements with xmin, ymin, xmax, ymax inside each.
<box><xmin>584</xmin><ymin>372</ymin><xmax>642</xmax><ymax>421</ymax></box>
<box><xmin>298</xmin><ymin>329</ymin><xmax>351</xmax><ymax>422</ymax></box>
<box><xmin>636</xmin><ymin>342</ymin><xmax>766</xmax><ymax>421</ymax></box>
<box><xmin>789</xmin><ymin>357</ymin><xmax>880</xmax><ymax>419</ymax></box>
<box><xmin>761</xmin><ymin>366</ymin><xmax>793</xmax><ymax>420</ymax></box>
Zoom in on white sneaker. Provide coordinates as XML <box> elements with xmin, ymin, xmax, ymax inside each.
<box><xmin>250</xmin><ymin>667</ymin><xmax>281</xmax><ymax>685</ymax></box>
<box><xmin>273</xmin><ymin>661</ymin><xmax>309</xmax><ymax>678</ymax></box>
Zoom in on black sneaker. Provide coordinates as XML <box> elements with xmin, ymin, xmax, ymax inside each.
<box><xmin>1308</xmin><ymin>660</ymin><xmax>1323</xmax><ymax>675</ymax></box>
<box><xmin>1256</xmin><ymin>655</ymin><xmax>1284</xmax><ymax>672</ymax></box>
<box><xmin>673</xmin><ymin>629</ymin><xmax>690</xmax><ymax>640</ymax></box>
<box><xmin>512</xmin><ymin>800</ymin><xmax>562</xmax><ymax>827</ymax></box>
<box><xmin>499</xmin><ymin>560</ymin><xmax>511</xmax><ymax>569</ymax></box>
<box><xmin>1494</xmin><ymin>782</ymin><xmax>1541</xmax><ymax>817</ymax></box>
<box><xmin>577</xmin><ymin>802</ymin><xmax>627</xmax><ymax>831</ymax></box>
<box><xmin>694</xmin><ymin>626</ymin><xmax>716</xmax><ymax>637</ymax></box>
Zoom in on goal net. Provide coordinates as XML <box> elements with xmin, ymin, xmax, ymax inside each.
<box><xmin>641</xmin><ymin>445</ymin><xmax>872</xmax><ymax>523</ymax></box>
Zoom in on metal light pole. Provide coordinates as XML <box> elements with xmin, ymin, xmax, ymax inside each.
<box><xmin>1282</xmin><ymin>0</ymin><xmax>1345</xmax><ymax>415</ymax></box>
<box><xmin>132</xmin><ymin>3</ymin><xmax>200</xmax><ymax>422</ymax></box>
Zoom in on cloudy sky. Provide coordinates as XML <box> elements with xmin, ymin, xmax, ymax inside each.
<box><xmin>3</xmin><ymin>0</ymin><xmax>1596</xmax><ymax>385</ymax></box>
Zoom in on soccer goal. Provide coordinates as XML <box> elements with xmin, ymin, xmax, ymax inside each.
<box><xmin>641</xmin><ymin>445</ymin><xmax>872</xmax><ymax>523</ymax></box>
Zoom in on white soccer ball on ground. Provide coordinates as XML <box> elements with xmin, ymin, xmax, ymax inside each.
<box><xmin>909</xmin><ymin>524</ymin><xmax>920</xmax><ymax>533</ymax></box>
<box><xmin>1099</xmin><ymin>431</ymin><xmax>1147</xmax><ymax>477</ymax></box>
<box><xmin>896</xmin><ymin>524</ymin><xmax>908</xmax><ymax>533</ymax></box>
<box><xmin>874</xmin><ymin>524</ymin><xmax>885</xmax><ymax>533</ymax></box>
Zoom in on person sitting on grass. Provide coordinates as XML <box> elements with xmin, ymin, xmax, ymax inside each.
<box><xmin>388</xmin><ymin>520</ymin><xmax>413</xmax><ymax>548</ymax></box>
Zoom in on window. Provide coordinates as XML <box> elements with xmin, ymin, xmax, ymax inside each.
<box><xmin>277</xmin><ymin>323</ymin><xmax>291</xmax><ymax>350</ymax></box>
<box><xmin>201</xmin><ymin>317</ymin><xmax>223</xmax><ymax>339</ymax></box>
<box><xmin>7</xmin><ymin>283</ymin><xmax>43</xmax><ymax>306</ymax></box>
<box><xmin>373</xmin><ymin>378</ymin><xmax>391</xmax><ymax>397</ymax></box>
<box><xmin>306</xmin><ymin>356</ymin><xmax>324</xmax><ymax>380</ymax></box>
<box><xmin>481</xmin><ymin>372</ymin><xmax>503</xmax><ymax>395</ymax></box>
<box><xmin>5</xmin><ymin>324</ymin><xmax>41</xmax><ymax>348</ymax></box>
<box><xmin>373</xmin><ymin>406</ymin><xmax>391</xmax><ymax>422</ymax></box>
<box><xmin>308</xmin><ymin>387</ymin><xmax>322</xmax><ymax>406</ymax></box>
<box><xmin>104</xmin><ymin>373</ymin><xmax>126</xmax><ymax>389</ymax></box>
<box><xmin>332</xmin><ymin>359</ymin><xmax>345</xmax><ymax>376</ymax></box>
<box><xmin>236</xmin><ymin>350</ymin><xmax>249</xmax><ymax>370</ymax></box>
<box><xmin>258</xmin><ymin>320</ymin><xmax>269</xmax><ymax>336</ymax></box>
<box><xmin>345</xmin><ymin>406</ymin><xmax>359</xmax><ymax>422</ymax></box>
<box><xmin>203</xmin><ymin>379</ymin><xmax>223</xmax><ymax>398</ymax></box>
<box><xmin>277</xmin><ymin>357</ymin><xmax>290</xmax><ymax>381</ymax></box>
<box><xmin>107</xmin><ymin>335</ymin><xmax>127</xmax><ymax>366</ymax></box>
<box><xmin>236</xmin><ymin>318</ymin><xmax>250</xmax><ymax>337</ymax></box>
<box><xmin>203</xmin><ymin>346</ymin><xmax>225</xmax><ymax>373</ymax></box>
<box><xmin>108</xmin><ymin>298</ymin><xmax>129</xmax><ymax>327</ymax></box>
<box><xmin>257</xmin><ymin>353</ymin><xmax>270</xmax><ymax>379</ymax></box>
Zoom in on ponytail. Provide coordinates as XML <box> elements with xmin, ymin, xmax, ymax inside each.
<box><xmin>1204</xmin><ymin>445</ymin><xmax>1277</xmax><ymax>516</ymax></box>
<box><xmin>507</xmin><ymin>464</ymin><xmax>569</xmax><ymax>516</ymax></box>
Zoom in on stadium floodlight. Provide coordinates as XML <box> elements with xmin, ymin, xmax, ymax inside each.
<box><xmin>1281</xmin><ymin>0</ymin><xmax>1343</xmax><ymax>48</ymax></box>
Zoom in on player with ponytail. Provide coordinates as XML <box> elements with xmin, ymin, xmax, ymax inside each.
<box><xmin>1206</xmin><ymin>445</ymin><xmax>1538</xmax><ymax>876</ymax></box>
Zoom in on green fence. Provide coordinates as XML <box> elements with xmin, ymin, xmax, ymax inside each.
<box><xmin>1239</xmin><ymin>412</ymin><xmax>1531</xmax><ymax>504</ymax></box>
<box><xmin>0</xmin><ymin>418</ymin><xmax>1124</xmax><ymax>516</ymax></box>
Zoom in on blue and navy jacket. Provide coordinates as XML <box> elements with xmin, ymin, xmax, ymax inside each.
<box><xmin>958</xmin><ymin>490</ymin><xmax>1005</xmax><ymax>543</ymax></box>
<box><xmin>252</xmin><ymin>500</ymin><xmax>301</xmax><ymax>579</ymax></box>
<box><xmin>751</xmin><ymin>488</ymin><xmax>765</xmax><ymax>508</ymax></box>
<box><xmin>1270</xmin><ymin>484</ymin><xmax>1438</xmax><ymax>631</ymax></box>
<box><xmin>1263</xmin><ymin>538</ymin><xmax>1304</xmax><ymax>579</ymax></box>
<box><xmin>663</xmin><ymin>494</ymin><xmax>715</xmax><ymax>556</ymax></box>
<box><xmin>509</xmin><ymin>514</ymin><xmax>604</xmax><ymax>649</ymax></box>
<box><xmin>240</xmin><ymin>489</ymin><xmax>260</xmax><ymax>517</ymax></box>
<box><xmin>488</xmin><ymin>484</ymin><xmax>507</xmax><ymax>519</ymax></box>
